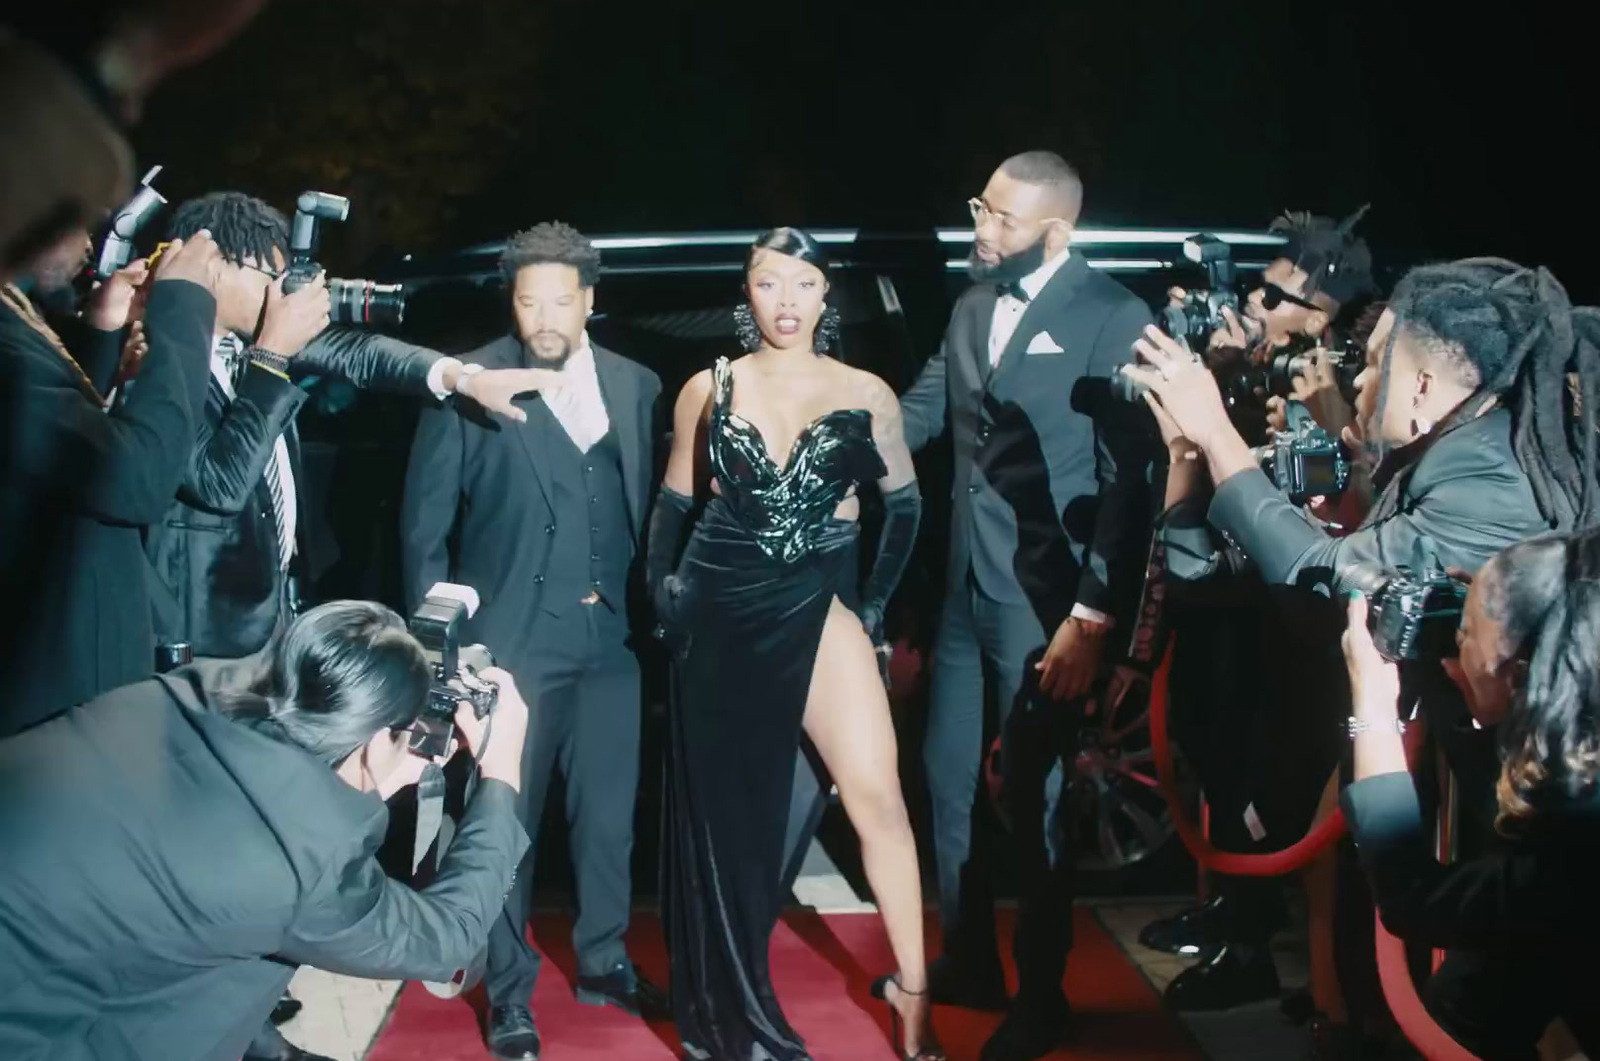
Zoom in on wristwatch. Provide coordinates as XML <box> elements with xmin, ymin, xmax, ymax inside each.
<box><xmin>1347</xmin><ymin>716</ymin><xmax>1406</xmax><ymax>739</ymax></box>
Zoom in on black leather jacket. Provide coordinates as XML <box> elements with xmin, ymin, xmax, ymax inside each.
<box><xmin>145</xmin><ymin>327</ymin><xmax>443</xmax><ymax>658</ymax></box>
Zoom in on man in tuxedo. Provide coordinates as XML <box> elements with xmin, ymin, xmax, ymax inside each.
<box><xmin>403</xmin><ymin>222</ymin><xmax>667</xmax><ymax>1061</ymax></box>
<box><xmin>899</xmin><ymin>151</ymin><xmax>1154</xmax><ymax>1061</ymax></box>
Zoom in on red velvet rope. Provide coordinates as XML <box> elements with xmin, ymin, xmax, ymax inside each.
<box><xmin>1147</xmin><ymin>638</ymin><xmax>1483</xmax><ymax>1060</ymax></box>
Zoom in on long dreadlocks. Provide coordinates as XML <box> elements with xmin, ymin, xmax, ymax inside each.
<box><xmin>1385</xmin><ymin>258</ymin><xmax>1600</xmax><ymax>531</ymax></box>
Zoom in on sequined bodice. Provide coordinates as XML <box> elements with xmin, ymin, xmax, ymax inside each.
<box><xmin>708</xmin><ymin>357</ymin><xmax>886</xmax><ymax>562</ymax></box>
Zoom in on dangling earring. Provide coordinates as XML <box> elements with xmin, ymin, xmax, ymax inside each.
<box><xmin>732</xmin><ymin>302</ymin><xmax>762</xmax><ymax>352</ymax></box>
<box><xmin>814</xmin><ymin>304</ymin><xmax>842</xmax><ymax>355</ymax></box>
<box><xmin>1411</xmin><ymin>415</ymin><xmax>1434</xmax><ymax>437</ymax></box>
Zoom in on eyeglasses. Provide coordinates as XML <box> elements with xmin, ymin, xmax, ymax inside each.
<box><xmin>967</xmin><ymin>197</ymin><xmax>1065</xmax><ymax>234</ymax></box>
<box><xmin>1261</xmin><ymin>281</ymin><xmax>1323</xmax><ymax>313</ymax></box>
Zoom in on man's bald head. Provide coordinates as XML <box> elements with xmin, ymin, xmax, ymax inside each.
<box><xmin>998</xmin><ymin>150</ymin><xmax>1083</xmax><ymax>226</ymax></box>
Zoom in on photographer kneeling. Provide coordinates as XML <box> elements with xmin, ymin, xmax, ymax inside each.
<box><xmin>1342</xmin><ymin>528</ymin><xmax>1600</xmax><ymax>1060</ymax></box>
<box><xmin>0</xmin><ymin>601</ymin><xmax>531</xmax><ymax>1061</ymax></box>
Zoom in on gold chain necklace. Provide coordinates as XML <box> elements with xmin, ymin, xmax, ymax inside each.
<box><xmin>0</xmin><ymin>283</ymin><xmax>103</xmax><ymax>403</ymax></box>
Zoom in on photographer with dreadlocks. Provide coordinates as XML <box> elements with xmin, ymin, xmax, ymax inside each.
<box><xmin>1127</xmin><ymin>258</ymin><xmax>1598</xmax><ymax>1055</ymax></box>
<box><xmin>1129</xmin><ymin>212</ymin><xmax>1378</xmax><ymax>1018</ymax></box>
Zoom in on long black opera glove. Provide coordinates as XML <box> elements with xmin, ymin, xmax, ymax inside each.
<box><xmin>647</xmin><ymin>486</ymin><xmax>694</xmax><ymax>646</ymax></box>
<box><xmin>859</xmin><ymin>481</ymin><xmax>921</xmax><ymax>686</ymax></box>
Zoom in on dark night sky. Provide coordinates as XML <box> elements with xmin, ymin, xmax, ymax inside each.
<box><xmin>128</xmin><ymin>0</ymin><xmax>1592</xmax><ymax>296</ymax></box>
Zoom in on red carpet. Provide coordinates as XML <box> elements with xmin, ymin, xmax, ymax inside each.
<box><xmin>366</xmin><ymin>909</ymin><xmax>1201</xmax><ymax>1061</ymax></box>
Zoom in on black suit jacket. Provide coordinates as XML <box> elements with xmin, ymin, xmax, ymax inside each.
<box><xmin>143</xmin><ymin>327</ymin><xmax>447</xmax><ymax>659</ymax></box>
<box><xmin>0</xmin><ymin>662</ymin><xmax>527</xmax><ymax>1061</ymax></box>
<box><xmin>0</xmin><ymin>279</ymin><xmax>215</xmax><ymax>736</ymax></box>
<box><xmin>401</xmin><ymin>336</ymin><xmax>663</xmax><ymax>681</ymax></box>
<box><xmin>899</xmin><ymin>254</ymin><xmax>1155</xmax><ymax>634</ymax></box>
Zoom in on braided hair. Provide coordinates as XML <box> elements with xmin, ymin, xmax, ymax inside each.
<box><xmin>1268</xmin><ymin>204</ymin><xmax>1376</xmax><ymax>310</ymax></box>
<box><xmin>1380</xmin><ymin>259</ymin><xmax>1600</xmax><ymax>531</ymax></box>
<box><xmin>166</xmin><ymin>192</ymin><xmax>289</xmax><ymax>269</ymax></box>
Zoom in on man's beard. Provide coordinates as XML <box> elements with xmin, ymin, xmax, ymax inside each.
<box><xmin>968</xmin><ymin>233</ymin><xmax>1049</xmax><ymax>285</ymax></box>
<box><xmin>523</xmin><ymin>332</ymin><xmax>574</xmax><ymax>369</ymax></box>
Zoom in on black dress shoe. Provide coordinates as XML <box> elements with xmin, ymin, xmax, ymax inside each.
<box><xmin>486</xmin><ymin>1005</ymin><xmax>541</xmax><ymax>1061</ymax></box>
<box><xmin>925</xmin><ymin>954</ymin><xmax>1009</xmax><ymax>1012</ymax></box>
<box><xmin>1138</xmin><ymin>895</ymin><xmax>1229</xmax><ymax>956</ymax></box>
<box><xmin>1163</xmin><ymin>943</ymin><xmax>1280</xmax><ymax>1012</ymax></box>
<box><xmin>977</xmin><ymin>999</ymin><xmax>1072</xmax><ymax>1061</ymax></box>
<box><xmin>575</xmin><ymin>962</ymin><xmax>671</xmax><ymax>1021</ymax></box>
<box><xmin>269</xmin><ymin>992</ymin><xmax>302</xmax><ymax>1026</ymax></box>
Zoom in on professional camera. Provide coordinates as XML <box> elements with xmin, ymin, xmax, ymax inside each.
<box><xmin>1262</xmin><ymin>336</ymin><xmax>1364</xmax><ymax>403</ymax></box>
<box><xmin>405</xmin><ymin>582</ymin><xmax>497</xmax><ymax>759</ymax></box>
<box><xmin>1159</xmin><ymin>234</ymin><xmax>1240</xmax><ymax>349</ymax></box>
<box><xmin>1251</xmin><ymin>400</ymin><xmax>1350</xmax><ymax>505</ymax></box>
<box><xmin>94</xmin><ymin>165</ymin><xmax>167</xmax><ymax>280</ymax></box>
<box><xmin>284</xmin><ymin>190</ymin><xmax>407</xmax><ymax>330</ymax></box>
<box><xmin>1339</xmin><ymin>542</ymin><xmax>1469</xmax><ymax>662</ymax></box>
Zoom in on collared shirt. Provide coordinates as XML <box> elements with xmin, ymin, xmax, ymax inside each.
<box><xmin>213</xmin><ymin>333</ymin><xmax>297</xmax><ymax>568</ymax></box>
<box><xmin>987</xmin><ymin>246</ymin><xmax>1072</xmax><ymax>367</ymax></box>
<box><xmin>540</xmin><ymin>335</ymin><xmax>611</xmax><ymax>453</ymax></box>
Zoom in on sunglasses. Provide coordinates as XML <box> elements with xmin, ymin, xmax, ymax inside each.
<box><xmin>1261</xmin><ymin>281</ymin><xmax>1323</xmax><ymax>313</ymax></box>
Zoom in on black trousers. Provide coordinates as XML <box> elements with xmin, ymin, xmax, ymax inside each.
<box><xmin>924</xmin><ymin>575</ymin><xmax>1082</xmax><ymax>1004</ymax></box>
<box><xmin>484</xmin><ymin>604</ymin><xmax>642</xmax><ymax>1008</ymax></box>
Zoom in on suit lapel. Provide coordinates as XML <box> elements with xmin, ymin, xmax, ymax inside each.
<box><xmin>987</xmin><ymin>253</ymin><xmax>1092</xmax><ymax>390</ymax></box>
<box><xmin>492</xmin><ymin>336</ymin><xmax>553</xmax><ymax>511</ymax></box>
<box><xmin>592</xmin><ymin>345</ymin><xmax>642</xmax><ymax>533</ymax></box>
<box><xmin>966</xmin><ymin>286</ymin><xmax>1000</xmax><ymax>385</ymax></box>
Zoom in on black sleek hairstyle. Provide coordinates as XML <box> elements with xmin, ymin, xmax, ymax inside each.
<box><xmin>1380</xmin><ymin>259</ymin><xmax>1600</xmax><ymax>531</ymax></box>
<box><xmin>745</xmin><ymin>226</ymin><xmax>831</xmax><ymax>280</ymax></box>
<box><xmin>499</xmin><ymin>221</ymin><xmax>601</xmax><ymax>288</ymax></box>
<box><xmin>1480</xmin><ymin>528</ymin><xmax>1600</xmax><ymax>830</ymax></box>
<box><xmin>166</xmin><ymin>191</ymin><xmax>289</xmax><ymax>268</ymax></box>
<box><xmin>217</xmin><ymin>600</ymin><xmax>431</xmax><ymax>766</ymax></box>
<box><xmin>1268</xmin><ymin>205</ymin><xmax>1375</xmax><ymax>309</ymax></box>
<box><xmin>997</xmin><ymin>150</ymin><xmax>1084</xmax><ymax>220</ymax></box>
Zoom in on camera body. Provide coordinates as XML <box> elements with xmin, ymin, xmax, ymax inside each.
<box><xmin>406</xmin><ymin>583</ymin><xmax>497</xmax><ymax>759</ymax></box>
<box><xmin>1263</xmin><ymin>336</ymin><xmax>1364</xmax><ymax>403</ymax></box>
<box><xmin>1251</xmin><ymin>400</ymin><xmax>1350</xmax><ymax>505</ymax></box>
<box><xmin>283</xmin><ymin>190</ymin><xmax>407</xmax><ymax>330</ymax></box>
<box><xmin>1159</xmin><ymin>234</ymin><xmax>1240</xmax><ymax>349</ymax></box>
<box><xmin>1340</xmin><ymin>549</ymin><xmax>1469</xmax><ymax>662</ymax></box>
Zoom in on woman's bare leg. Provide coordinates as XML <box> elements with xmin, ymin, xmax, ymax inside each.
<box><xmin>803</xmin><ymin>597</ymin><xmax>938</xmax><ymax>1056</ymax></box>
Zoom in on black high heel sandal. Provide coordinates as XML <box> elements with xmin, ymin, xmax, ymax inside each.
<box><xmin>870</xmin><ymin>974</ymin><xmax>946</xmax><ymax>1061</ymax></box>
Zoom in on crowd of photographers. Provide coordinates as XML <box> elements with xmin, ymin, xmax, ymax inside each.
<box><xmin>1118</xmin><ymin>212</ymin><xmax>1600</xmax><ymax>1060</ymax></box>
<box><xmin>5</xmin><ymin>9</ymin><xmax>1600</xmax><ymax>1061</ymax></box>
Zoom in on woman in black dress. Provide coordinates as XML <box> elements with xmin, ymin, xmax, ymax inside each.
<box><xmin>647</xmin><ymin>228</ymin><xmax>939</xmax><ymax>1061</ymax></box>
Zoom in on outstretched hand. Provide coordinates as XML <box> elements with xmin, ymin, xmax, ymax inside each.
<box><xmin>456</xmin><ymin>367</ymin><xmax>568</xmax><ymax>422</ymax></box>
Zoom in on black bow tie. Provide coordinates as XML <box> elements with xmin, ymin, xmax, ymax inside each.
<box><xmin>1000</xmin><ymin>280</ymin><xmax>1031</xmax><ymax>304</ymax></box>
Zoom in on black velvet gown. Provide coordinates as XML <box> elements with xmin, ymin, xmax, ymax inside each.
<box><xmin>663</xmin><ymin>357</ymin><xmax>887</xmax><ymax>1061</ymax></box>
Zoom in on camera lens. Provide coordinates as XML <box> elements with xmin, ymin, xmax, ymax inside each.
<box><xmin>327</xmin><ymin>278</ymin><xmax>406</xmax><ymax>329</ymax></box>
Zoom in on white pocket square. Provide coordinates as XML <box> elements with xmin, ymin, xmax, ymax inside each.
<box><xmin>1025</xmin><ymin>333</ymin><xmax>1065</xmax><ymax>354</ymax></box>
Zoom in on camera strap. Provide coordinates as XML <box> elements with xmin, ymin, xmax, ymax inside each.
<box><xmin>411</xmin><ymin>762</ymin><xmax>449</xmax><ymax>876</ymax></box>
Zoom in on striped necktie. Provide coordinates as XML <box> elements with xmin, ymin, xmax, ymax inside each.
<box><xmin>218</xmin><ymin>335</ymin><xmax>292</xmax><ymax>570</ymax></box>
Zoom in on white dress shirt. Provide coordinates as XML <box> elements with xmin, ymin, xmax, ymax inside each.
<box><xmin>541</xmin><ymin>335</ymin><xmax>611</xmax><ymax>453</ymax></box>
<box><xmin>213</xmin><ymin>334</ymin><xmax>297</xmax><ymax>569</ymax></box>
<box><xmin>987</xmin><ymin>246</ymin><xmax>1072</xmax><ymax>367</ymax></box>
<box><xmin>983</xmin><ymin>249</ymin><xmax>1109</xmax><ymax>628</ymax></box>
